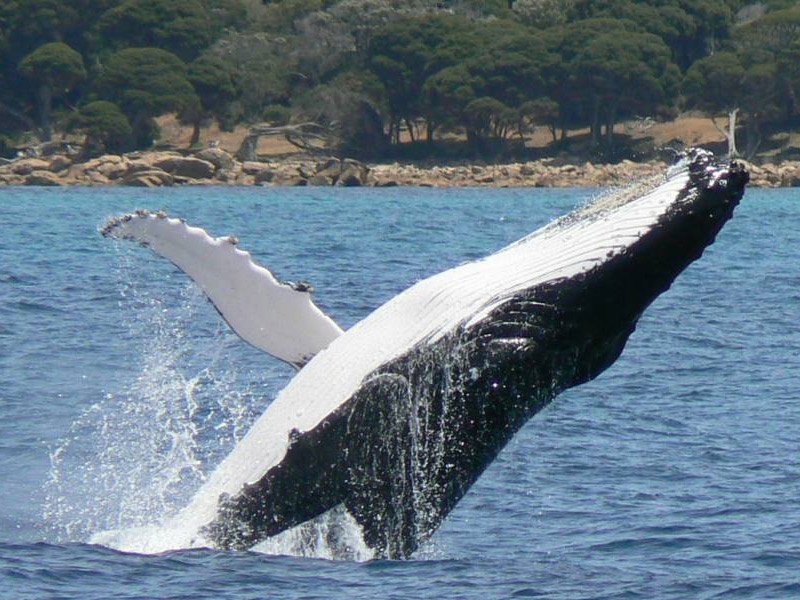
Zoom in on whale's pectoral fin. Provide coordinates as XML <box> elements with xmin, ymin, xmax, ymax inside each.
<box><xmin>101</xmin><ymin>210</ymin><xmax>344</xmax><ymax>368</ymax></box>
<box><xmin>342</xmin><ymin>372</ymin><xmax>419</xmax><ymax>559</ymax></box>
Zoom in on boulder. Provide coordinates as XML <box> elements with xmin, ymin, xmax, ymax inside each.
<box><xmin>48</xmin><ymin>156</ymin><xmax>72</xmax><ymax>173</ymax></box>
<box><xmin>194</xmin><ymin>148</ymin><xmax>235</xmax><ymax>172</ymax></box>
<box><xmin>337</xmin><ymin>167</ymin><xmax>364</xmax><ymax>186</ymax></box>
<box><xmin>242</xmin><ymin>161</ymin><xmax>272</xmax><ymax>175</ymax></box>
<box><xmin>780</xmin><ymin>166</ymin><xmax>800</xmax><ymax>187</ymax></box>
<box><xmin>315</xmin><ymin>158</ymin><xmax>341</xmax><ymax>178</ymax></box>
<box><xmin>85</xmin><ymin>172</ymin><xmax>111</xmax><ymax>186</ymax></box>
<box><xmin>254</xmin><ymin>169</ymin><xmax>277</xmax><ymax>184</ymax></box>
<box><xmin>121</xmin><ymin>168</ymin><xmax>174</xmax><ymax>187</ymax></box>
<box><xmin>0</xmin><ymin>174</ymin><xmax>24</xmax><ymax>185</ymax></box>
<box><xmin>298</xmin><ymin>164</ymin><xmax>315</xmax><ymax>179</ymax></box>
<box><xmin>12</xmin><ymin>158</ymin><xmax>51</xmax><ymax>175</ymax></box>
<box><xmin>215</xmin><ymin>169</ymin><xmax>237</xmax><ymax>182</ymax></box>
<box><xmin>97</xmin><ymin>161</ymin><xmax>129</xmax><ymax>180</ymax></box>
<box><xmin>308</xmin><ymin>174</ymin><xmax>333</xmax><ymax>186</ymax></box>
<box><xmin>153</xmin><ymin>156</ymin><xmax>216</xmax><ymax>180</ymax></box>
<box><xmin>24</xmin><ymin>170</ymin><xmax>63</xmax><ymax>186</ymax></box>
<box><xmin>335</xmin><ymin>159</ymin><xmax>370</xmax><ymax>186</ymax></box>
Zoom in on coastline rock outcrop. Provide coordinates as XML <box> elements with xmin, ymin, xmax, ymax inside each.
<box><xmin>0</xmin><ymin>150</ymin><xmax>796</xmax><ymax>188</ymax></box>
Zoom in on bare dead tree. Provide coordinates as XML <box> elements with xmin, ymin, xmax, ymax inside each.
<box><xmin>235</xmin><ymin>122</ymin><xmax>333</xmax><ymax>161</ymax></box>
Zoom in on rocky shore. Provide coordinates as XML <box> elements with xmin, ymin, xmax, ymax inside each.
<box><xmin>0</xmin><ymin>148</ymin><xmax>797</xmax><ymax>188</ymax></box>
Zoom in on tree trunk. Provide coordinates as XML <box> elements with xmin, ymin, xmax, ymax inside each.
<box><xmin>711</xmin><ymin>108</ymin><xmax>739</xmax><ymax>157</ymax></box>
<box><xmin>605</xmin><ymin>101</ymin><xmax>618</xmax><ymax>149</ymax></box>
<box><xmin>387</xmin><ymin>115</ymin><xmax>396</xmax><ymax>145</ymax></box>
<box><xmin>405</xmin><ymin>118</ymin><xmax>416</xmax><ymax>143</ymax></box>
<box><xmin>548</xmin><ymin>123</ymin><xmax>557</xmax><ymax>142</ymax></box>
<box><xmin>236</xmin><ymin>134</ymin><xmax>259</xmax><ymax>161</ymax></box>
<box><xmin>744</xmin><ymin>115</ymin><xmax>762</xmax><ymax>160</ymax></box>
<box><xmin>425</xmin><ymin>118</ymin><xmax>436</xmax><ymax>144</ymax></box>
<box><xmin>37</xmin><ymin>83</ymin><xmax>53</xmax><ymax>142</ymax></box>
<box><xmin>189</xmin><ymin>120</ymin><xmax>202</xmax><ymax>148</ymax></box>
<box><xmin>590</xmin><ymin>96</ymin><xmax>601</xmax><ymax>147</ymax></box>
<box><xmin>727</xmin><ymin>108</ymin><xmax>739</xmax><ymax>157</ymax></box>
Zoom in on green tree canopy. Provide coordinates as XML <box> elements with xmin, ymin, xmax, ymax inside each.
<box><xmin>97</xmin><ymin>0</ymin><xmax>219</xmax><ymax>61</ymax></box>
<box><xmin>95</xmin><ymin>47</ymin><xmax>199</xmax><ymax>148</ymax></box>
<box><xmin>573</xmin><ymin>31</ymin><xmax>679</xmax><ymax>147</ymax></box>
<box><xmin>735</xmin><ymin>6</ymin><xmax>800</xmax><ymax>56</ymax></box>
<box><xmin>778</xmin><ymin>40</ymin><xmax>800</xmax><ymax>119</ymax></box>
<box><xmin>543</xmin><ymin>18</ymin><xmax>679</xmax><ymax>149</ymax></box>
<box><xmin>683</xmin><ymin>51</ymin><xmax>744</xmax><ymax>116</ymax></box>
<box><xmin>423</xmin><ymin>25</ymin><xmax>551</xmax><ymax>151</ymax></box>
<box><xmin>182</xmin><ymin>53</ymin><xmax>238</xmax><ymax>145</ymax></box>
<box><xmin>0</xmin><ymin>0</ymin><xmax>81</xmax><ymax>59</ymax></box>
<box><xmin>571</xmin><ymin>0</ymin><xmax>736</xmax><ymax>70</ymax></box>
<box><xmin>73</xmin><ymin>100</ymin><xmax>133</xmax><ymax>154</ymax></box>
<box><xmin>18</xmin><ymin>41</ymin><xmax>86</xmax><ymax>140</ymax></box>
<box><xmin>682</xmin><ymin>51</ymin><xmax>780</xmax><ymax>156</ymax></box>
<box><xmin>369</xmin><ymin>16</ymin><xmax>470</xmax><ymax>142</ymax></box>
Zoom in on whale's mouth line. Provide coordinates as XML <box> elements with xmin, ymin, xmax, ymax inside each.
<box><xmin>85</xmin><ymin>149</ymin><xmax>747</xmax><ymax>559</ymax></box>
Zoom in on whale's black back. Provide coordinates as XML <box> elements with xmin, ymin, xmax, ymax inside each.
<box><xmin>206</xmin><ymin>153</ymin><xmax>748</xmax><ymax>558</ymax></box>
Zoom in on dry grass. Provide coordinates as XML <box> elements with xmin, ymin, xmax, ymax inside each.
<box><xmin>156</xmin><ymin>113</ymin><xmax>731</xmax><ymax>158</ymax></box>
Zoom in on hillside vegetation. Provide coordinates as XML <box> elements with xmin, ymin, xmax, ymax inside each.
<box><xmin>1</xmin><ymin>0</ymin><xmax>799</xmax><ymax>162</ymax></box>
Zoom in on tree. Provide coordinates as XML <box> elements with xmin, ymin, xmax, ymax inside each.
<box><xmin>97</xmin><ymin>0</ymin><xmax>219</xmax><ymax>61</ymax></box>
<box><xmin>289</xmin><ymin>71</ymin><xmax>388</xmax><ymax>157</ymax></box>
<box><xmin>0</xmin><ymin>0</ymin><xmax>81</xmax><ymax>58</ymax></box>
<box><xmin>684</xmin><ymin>50</ymin><xmax>781</xmax><ymax>158</ymax></box>
<box><xmin>544</xmin><ymin>18</ymin><xmax>679</xmax><ymax>151</ymax></box>
<box><xmin>183</xmin><ymin>53</ymin><xmax>238</xmax><ymax>146</ymax></box>
<box><xmin>570</xmin><ymin>0</ymin><xmax>736</xmax><ymax>71</ymax></box>
<box><xmin>512</xmin><ymin>0</ymin><xmax>575</xmax><ymax>28</ymax></box>
<box><xmin>572</xmin><ymin>31</ymin><xmax>680</xmax><ymax>149</ymax></box>
<box><xmin>369</xmin><ymin>16</ymin><xmax>471</xmax><ymax>144</ymax></box>
<box><xmin>95</xmin><ymin>48</ymin><xmax>199</xmax><ymax>148</ymax></box>
<box><xmin>738</xmin><ymin>61</ymin><xmax>779</xmax><ymax>157</ymax></box>
<box><xmin>72</xmin><ymin>100</ymin><xmax>133</xmax><ymax>155</ymax></box>
<box><xmin>519</xmin><ymin>97</ymin><xmax>559</xmax><ymax>141</ymax></box>
<box><xmin>778</xmin><ymin>40</ymin><xmax>800</xmax><ymax>119</ymax></box>
<box><xmin>464</xmin><ymin>97</ymin><xmax>516</xmax><ymax>147</ymax></box>
<box><xmin>18</xmin><ymin>42</ymin><xmax>87</xmax><ymax>141</ymax></box>
<box><xmin>683</xmin><ymin>52</ymin><xmax>744</xmax><ymax>156</ymax></box>
<box><xmin>205</xmin><ymin>32</ymin><xmax>294</xmax><ymax>121</ymax></box>
<box><xmin>423</xmin><ymin>27</ymin><xmax>551</xmax><ymax>154</ymax></box>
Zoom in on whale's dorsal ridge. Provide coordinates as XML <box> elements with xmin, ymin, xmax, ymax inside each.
<box><xmin>102</xmin><ymin>210</ymin><xmax>344</xmax><ymax>368</ymax></box>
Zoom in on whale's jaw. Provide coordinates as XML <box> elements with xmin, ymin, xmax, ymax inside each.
<box><xmin>195</xmin><ymin>150</ymin><xmax>747</xmax><ymax>559</ymax></box>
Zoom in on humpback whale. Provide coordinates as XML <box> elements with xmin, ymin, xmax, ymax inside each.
<box><xmin>102</xmin><ymin>149</ymin><xmax>748</xmax><ymax>559</ymax></box>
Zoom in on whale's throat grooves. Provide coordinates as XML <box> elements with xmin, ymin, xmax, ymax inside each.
<box><xmin>191</xmin><ymin>151</ymin><xmax>748</xmax><ymax>558</ymax></box>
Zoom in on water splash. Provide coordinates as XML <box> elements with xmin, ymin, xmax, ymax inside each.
<box><xmin>43</xmin><ymin>249</ymin><xmax>260</xmax><ymax>544</ymax></box>
<box><xmin>42</xmin><ymin>245</ymin><xmax>372</xmax><ymax>560</ymax></box>
<box><xmin>256</xmin><ymin>505</ymin><xmax>373</xmax><ymax>561</ymax></box>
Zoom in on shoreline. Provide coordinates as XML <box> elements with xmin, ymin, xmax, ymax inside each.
<box><xmin>1</xmin><ymin>149</ymin><xmax>797</xmax><ymax>189</ymax></box>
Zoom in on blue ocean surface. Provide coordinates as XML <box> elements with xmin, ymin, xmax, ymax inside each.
<box><xmin>0</xmin><ymin>184</ymin><xmax>797</xmax><ymax>599</ymax></box>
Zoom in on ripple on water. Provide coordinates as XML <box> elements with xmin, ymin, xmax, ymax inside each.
<box><xmin>0</xmin><ymin>187</ymin><xmax>797</xmax><ymax>600</ymax></box>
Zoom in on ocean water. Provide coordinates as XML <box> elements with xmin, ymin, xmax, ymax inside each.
<box><xmin>0</xmin><ymin>184</ymin><xmax>797</xmax><ymax>599</ymax></box>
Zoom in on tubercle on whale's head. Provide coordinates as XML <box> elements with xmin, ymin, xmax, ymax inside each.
<box><xmin>673</xmin><ymin>149</ymin><xmax>749</xmax><ymax>210</ymax></box>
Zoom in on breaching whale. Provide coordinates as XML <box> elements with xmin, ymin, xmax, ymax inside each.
<box><xmin>102</xmin><ymin>149</ymin><xmax>748</xmax><ymax>559</ymax></box>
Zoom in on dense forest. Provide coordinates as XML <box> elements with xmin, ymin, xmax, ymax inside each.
<box><xmin>1</xmin><ymin>0</ymin><xmax>799</xmax><ymax>161</ymax></box>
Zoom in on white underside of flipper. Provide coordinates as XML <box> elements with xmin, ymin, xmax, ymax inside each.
<box><xmin>102</xmin><ymin>211</ymin><xmax>344</xmax><ymax>368</ymax></box>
